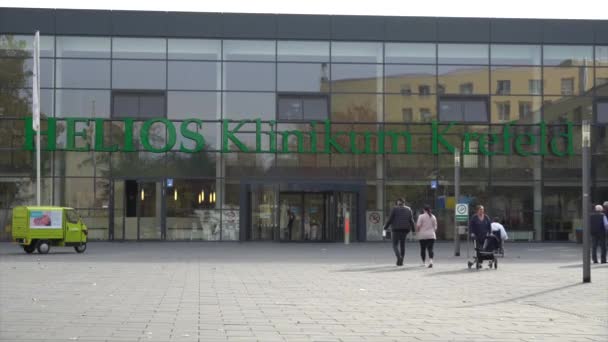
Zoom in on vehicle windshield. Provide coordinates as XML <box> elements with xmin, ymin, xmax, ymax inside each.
<box><xmin>66</xmin><ymin>210</ymin><xmax>80</xmax><ymax>224</ymax></box>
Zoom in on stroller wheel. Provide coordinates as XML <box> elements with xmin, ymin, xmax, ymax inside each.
<box><xmin>494</xmin><ymin>258</ymin><xmax>498</xmax><ymax>269</ymax></box>
<box><xmin>467</xmin><ymin>261</ymin><xmax>473</xmax><ymax>269</ymax></box>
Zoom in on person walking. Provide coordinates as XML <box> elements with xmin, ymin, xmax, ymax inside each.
<box><xmin>469</xmin><ymin>205</ymin><xmax>491</xmax><ymax>247</ymax></box>
<box><xmin>591</xmin><ymin>204</ymin><xmax>607</xmax><ymax>264</ymax></box>
<box><xmin>416</xmin><ymin>205</ymin><xmax>437</xmax><ymax>268</ymax></box>
<box><xmin>383</xmin><ymin>198</ymin><xmax>415</xmax><ymax>266</ymax></box>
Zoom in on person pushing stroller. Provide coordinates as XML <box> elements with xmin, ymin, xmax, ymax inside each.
<box><xmin>467</xmin><ymin>205</ymin><xmax>499</xmax><ymax>269</ymax></box>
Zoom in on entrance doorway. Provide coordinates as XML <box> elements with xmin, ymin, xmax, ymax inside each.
<box><xmin>247</xmin><ymin>190</ymin><xmax>358</xmax><ymax>242</ymax></box>
<box><xmin>111</xmin><ymin>179</ymin><xmax>165</xmax><ymax>240</ymax></box>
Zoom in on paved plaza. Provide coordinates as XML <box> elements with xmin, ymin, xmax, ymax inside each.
<box><xmin>0</xmin><ymin>241</ymin><xmax>607</xmax><ymax>342</ymax></box>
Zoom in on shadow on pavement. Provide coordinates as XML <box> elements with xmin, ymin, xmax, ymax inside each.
<box><xmin>424</xmin><ymin>268</ymin><xmax>478</xmax><ymax>276</ymax></box>
<box><xmin>453</xmin><ymin>282</ymin><xmax>582</xmax><ymax>308</ymax></box>
<box><xmin>559</xmin><ymin>263</ymin><xmax>608</xmax><ymax>269</ymax></box>
<box><xmin>370</xmin><ymin>265</ymin><xmax>424</xmax><ymax>273</ymax></box>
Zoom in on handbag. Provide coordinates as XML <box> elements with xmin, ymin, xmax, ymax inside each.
<box><xmin>382</xmin><ymin>229</ymin><xmax>391</xmax><ymax>240</ymax></box>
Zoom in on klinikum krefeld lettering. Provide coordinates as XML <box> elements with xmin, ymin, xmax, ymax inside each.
<box><xmin>23</xmin><ymin>117</ymin><xmax>575</xmax><ymax>157</ymax></box>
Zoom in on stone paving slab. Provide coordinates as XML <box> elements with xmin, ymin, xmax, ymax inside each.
<box><xmin>0</xmin><ymin>241</ymin><xmax>607</xmax><ymax>342</ymax></box>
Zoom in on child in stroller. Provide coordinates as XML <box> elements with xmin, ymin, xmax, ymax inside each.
<box><xmin>468</xmin><ymin>233</ymin><xmax>500</xmax><ymax>269</ymax></box>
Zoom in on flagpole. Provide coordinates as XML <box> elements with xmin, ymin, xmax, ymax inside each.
<box><xmin>33</xmin><ymin>31</ymin><xmax>41</xmax><ymax>206</ymax></box>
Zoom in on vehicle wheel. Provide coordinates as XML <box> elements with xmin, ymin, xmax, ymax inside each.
<box><xmin>74</xmin><ymin>244</ymin><xmax>87</xmax><ymax>253</ymax></box>
<box><xmin>23</xmin><ymin>244</ymin><xmax>35</xmax><ymax>254</ymax></box>
<box><xmin>36</xmin><ymin>241</ymin><xmax>50</xmax><ymax>254</ymax></box>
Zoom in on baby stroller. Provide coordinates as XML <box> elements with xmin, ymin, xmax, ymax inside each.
<box><xmin>492</xmin><ymin>229</ymin><xmax>505</xmax><ymax>258</ymax></box>
<box><xmin>467</xmin><ymin>234</ymin><xmax>500</xmax><ymax>270</ymax></box>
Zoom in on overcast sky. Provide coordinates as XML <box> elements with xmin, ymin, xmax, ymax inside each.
<box><xmin>1</xmin><ymin>0</ymin><xmax>606</xmax><ymax>20</ymax></box>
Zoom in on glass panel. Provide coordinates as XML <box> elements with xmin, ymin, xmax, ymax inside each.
<box><xmin>280</xmin><ymin>193</ymin><xmax>303</xmax><ymax>241</ymax></box>
<box><xmin>331</xmin><ymin>42</ymin><xmax>383</xmax><ymax>63</ymax></box>
<box><xmin>56</xmin><ymin>59</ymin><xmax>111</xmax><ymax>88</ymax></box>
<box><xmin>277</xmin><ymin>63</ymin><xmax>329</xmax><ymax>92</ymax></box>
<box><xmin>490</xmin><ymin>67</ymin><xmax>542</xmax><ymax>95</ymax></box>
<box><xmin>0</xmin><ymin>34</ymin><xmax>54</xmax><ymax>57</ymax></box>
<box><xmin>56</xmin><ymin>90</ymin><xmax>111</xmax><ymax>118</ymax></box>
<box><xmin>598</xmin><ymin>102</ymin><xmax>608</xmax><ymax>124</ymax></box>
<box><xmin>112</xmin><ymin>60</ymin><xmax>166</xmax><ymax>89</ymax></box>
<box><xmin>0</xmin><ymin>119</ymin><xmax>25</xmax><ymax>148</ymax></box>
<box><xmin>167</xmin><ymin>91</ymin><xmax>220</xmax><ymax>120</ymax></box>
<box><xmin>20</xmin><ymin>58</ymin><xmax>54</xmax><ymax>88</ymax></box>
<box><xmin>596</xmin><ymin>46</ymin><xmax>608</xmax><ymax>66</ymax></box>
<box><xmin>304</xmin><ymin>194</ymin><xmax>325</xmax><ymax>241</ymax></box>
<box><xmin>385</xmin><ymin>43</ymin><xmax>436</xmax><ymax>64</ymax></box>
<box><xmin>277</xmin><ymin>41</ymin><xmax>329</xmax><ymax>62</ymax></box>
<box><xmin>13</xmin><ymin>89</ymin><xmax>54</xmax><ymax>118</ymax></box>
<box><xmin>595</xmin><ymin>68</ymin><xmax>608</xmax><ymax>93</ymax></box>
<box><xmin>111</xmin><ymin>152</ymin><xmax>166</xmax><ymax>178</ymax></box>
<box><xmin>224</xmin><ymin>153</ymin><xmax>274</xmax><ymax>177</ymax></box>
<box><xmin>278</xmin><ymin>96</ymin><xmax>328</xmax><ymax>121</ymax></box>
<box><xmin>56</xmin><ymin>178</ymin><xmax>95</xmax><ymax>208</ymax></box>
<box><xmin>439</xmin><ymin>98</ymin><xmax>489</xmax><ymax>122</ymax></box>
<box><xmin>490</xmin><ymin>44</ymin><xmax>541</xmax><ymax>65</ymax></box>
<box><xmin>250</xmin><ymin>185</ymin><xmax>278</xmax><ymax>240</ymax></box>
<box><xmin>56</xmin><ymin>36</ymin><xmax>111</xmax><ymax>58</ymax></box>
<box><xmin>542</xmin><ymin>96</ymin><xmax>592</xmax><ymax>123</ymax></box>
<box><xmin>490</xmin><ymin>96</ymin><xmax>542</xmax><ymax>123</ymax></box>
<box><xmin>166</xmin><ymin>179</ymin><xmax>220</xmax><ymax>241</ymax></box>
<box><xmin>223</xmin><ymin>92</ymin><xmax>275</xmax><ymax>120</ymax></box>
<box><xmin>488</xmin><ymin>185</ymin><xmax>534</xmax><ymax>231</ymax></box>
<box><xmin>386</xmin><ymin>155</ymin><xmax>435</xmax><ymax>179</ymax></box>
<box><xmin>168</xmin><ymin>61</ymin><xmax>220</xmax><ymax>90</ymax></box>
<box><xmin>543</xmin><ymin>67</ymin><xmax>593</xmax><ymax>95</ymax></box>
<box><xmin>166</xmin><ymin>151</ymin><xmax>218</xmax><ymax>177</ymax></box>
<box><xmin>112</xmin><ymin>38</ymin><xmax>166</xmax><ymax>59</ymax></box>
<box><xmin>123</xmin><ymin>180</ymin><xmax>138</xmax><ymax>239</ymax></box>
<box><xmin>543</xmin><ymin>186</ymin><xmax>580</xmax><ymax>241</ymax></box>
<box><xmin>223</xmin><ymin>62</ymin><xmax>275</xmax><ymax>91</ymax></box>
<box><xmin>385</xmin><ymin>94</ymin><xmax>437</xmax><ymax>122</ymax></box>
<box><xmin>331</xmin><ymin>93</ymin><xmax>381</xmax><ymax>122</ymax></box>
<box><xmin>438</xmin><ymin>44</ymin><xmax>489</xmax><ymax>64</ymax></box>
<box><xmin>223</xmin><ymin>40</ymin><xmax>275</xmax><ymax>61</ymax></box>
<box><xmin>168</xmin><ymin>39</ymin><xmax>221</xmax><ymax>60</ymax></box>
<box><xmin>385</xmin><ymin>64</ymin><xmax>436</xmax><ymax>94</ymax></box>
<box><xmin>112</xmin><ymin>180</ymin><xmax>125</xmax><ymax>240</ymax></box>
<box><xmin>112</xmin><ymin>92</ymin><xmax>166</xmax><ymax>119</ymax></box>
<box><xmin>438</xmin><ymin>65</ymin><xmax>489</xmax><ymax>95</ymax></box>
<box><xmin>138</xmin><ymin>181</ymin><xmax>162</xmax><ymax>240</ymax></box>
<box><xmin>543</xmin><ymin>45</ymin><xmax>593</xmax><ymax>66</ymax></box>
<box><xmin>330</xmin><ymin>64</ymin><xmax>382</xmax><ymax>93</ymax></box>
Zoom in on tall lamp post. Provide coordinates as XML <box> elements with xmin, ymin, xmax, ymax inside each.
<box><xmin>454</xmin><ymin>148</ymin><xmax>461</xmax><ymax>256</ymax></box>
<box><xmin>582</xmin><ymin>120</ymin><xmax>591</xmax><ymax>283</ymax></box>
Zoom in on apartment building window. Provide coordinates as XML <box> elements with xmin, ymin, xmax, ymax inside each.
<box><xmin>529</xmin><ymin>79</ymin><xmax>542</xmax><ymax>95</ymax></box>
<box><xmin>418</xmin><ymin>85</ymin><xmax>431</xmax><ymax>95</ymax></box>
<box><xmin>401</xmin><ymin>84</ymin><xmax>412</xmax><ymax>96</ymax></box>
<box><xmin>420</xmin><ymin>108</ymin><xmax>432</xmax><ymax>122</ymax></box>
<box><xmin>561</xmin><ymin>78</ymin><xmax>574</xmax><ymax>95</ymax></box>
<box><xmin>278</xmin><ymin>95</ymin><xmax>328</xmax><ymax>121</ymax></box>
<box><xmin>496</xmin><ymin>80</ymin><xmax>511</xmax><ymax>95</ymax></box>
<box><xmin>519</xmin><ymin>101</ymin><xmax>533</xmax><ymax>120</ymax></box>
<box><xmin>497</xmin><ymin>102</ymin><xmax>511</xmax><ymax>122</ymax></box>
<box><xmin>459</xmin><ymin>83</ymin><xmax>474</xmax><ymax>95</ymax></box>
<box><xmin>402</xmin><ymin>108</ymin><xmax>413</xmax><ymax>122</ymax></box>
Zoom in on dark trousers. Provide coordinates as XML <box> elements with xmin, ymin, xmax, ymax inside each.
<box><xmin>419</xmin><ymin>239</ymin><xmax>435</xmax><ymax>261</ymax></box>
<box><xmin>392</xmin><ymin>230</ymin><xmax>407</xmax><ymax>259</ymax></box>
<box><xmin>592</xmin><ymin>233</ymin><xmax>607</xmax><ymax>263</ymax></box>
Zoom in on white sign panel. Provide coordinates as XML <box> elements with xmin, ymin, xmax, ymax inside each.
<box><xmin>366</xmin><ymin>211</ymin><xmax>384</xmax><ymax>241</ymax></box>
<box><xmin>455</xmin><ymin>203</ymin><xmax>469</xmax><ymax>222</ymax></box>
<box><xmin>30</xmin><ymin>210</ymin><xmax>63</xmax><ymax>229</ymax></box>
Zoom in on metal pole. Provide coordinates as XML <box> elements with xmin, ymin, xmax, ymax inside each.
<box><xmin>454</xmin><ymin>148</ymin><xmax>461</xmax><ymax>256</ymax></box>
<box><xmin>36</xmin><ymin>130</ymin><xmax>41</xmax><ymax>205</ymax></box>
<box><xmin>582</xmin><ymin>121</ymin><xmax>591</xmax><ymax>283</ymax></box>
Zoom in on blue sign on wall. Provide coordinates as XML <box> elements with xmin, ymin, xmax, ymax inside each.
<box><xmin>431</xmin><ymin>180</ymin><xmax>437</xmax><ymax>189</ymax></box>
<box><xmin>167</xmin><ymin>179</ymin><xmax>174</xmax><ymax>187</ymax></box>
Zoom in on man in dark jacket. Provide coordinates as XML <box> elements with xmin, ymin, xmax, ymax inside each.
<box><xmin>591</xmin><ymin>205</ymin><xmax>607</xmax><ymax>264</ymax></box>
<box><xmin>384</xmin><ymin>198</ymin><xmax>415</xmax><ymax>266</ymax></box>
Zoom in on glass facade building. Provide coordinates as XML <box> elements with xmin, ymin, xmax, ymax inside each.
<box><xmin>1</xmin><ymin>8</ymin><xmax>607</xmax><ymax>242</ymax></box>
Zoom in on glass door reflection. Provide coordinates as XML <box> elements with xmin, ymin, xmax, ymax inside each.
<box><xmin>280</xmin><ymin>193</ymin><xmax>303</xmax><ymax>241</ymax></box>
